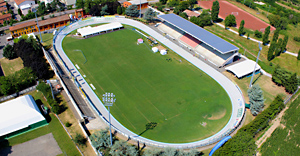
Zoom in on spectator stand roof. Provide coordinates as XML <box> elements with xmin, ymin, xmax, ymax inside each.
<box><xmin>77</xmin><ymin>22</ymin><xmax>123</xmax><ymax>37</ymax></box>
<box><xmin>0</xmin><ymin>95</ymin><xmax>46</xmax><ymax>137</ymax></box>
<box><xmin>225</xmin><ymin>59</ymin><xmax>261</xmax><ymax>78</ymax></box>
<box><xmin>158</xmin><ymin>13</ymin><xmax>239</xmax><ymax>54</ymax></box>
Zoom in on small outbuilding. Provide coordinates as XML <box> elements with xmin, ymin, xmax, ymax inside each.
<box><xmin>0</xmin><ymin>95</ymin><xmax>47</xmax><ymax>139</ymax></box>
<box><xmin>152</xmin><ymin>47</ymin><xmax>158</xmax><ymax>53</ymax></box>
<box><xmin>225</xmin><ymin>59</ymin><xmax>261</xmax><ymax>79</ymax></box>
<box><xmin>160</xmin><ymin>49</ymin><xmax>167</xmax><ymax>55</ymax></box>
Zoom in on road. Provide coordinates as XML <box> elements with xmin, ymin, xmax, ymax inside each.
<box><xmin>53</xmin><ymin>17</ymin><xmax>245</xmax><ymax>148</ymax></box>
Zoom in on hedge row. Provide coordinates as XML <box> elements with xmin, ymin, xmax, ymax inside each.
<box><xmin>214</xmin><ymin>95</ymin><xmax>284</xmax><ymax>155</ymax></box>
<box><xmin>36</xmin><ymin>82</ymin><xmax>61</xmax><ymax>114</ymax></box>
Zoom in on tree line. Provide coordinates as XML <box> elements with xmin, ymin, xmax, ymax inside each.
<box><xmin>89</xmin><ymin>128</ymin><xmax>203</xmax><ymax>156</ymax></box>
<box><xmin>0</xmin><ymin>67</ymin><xmax>36</xmax><ymax>96</ymax></box>
<box><xmin>3</xmin><ymin>36</ymin><xmax>53</xmax><ymax>80</ymax></box>
<box><xmin>272</xmin><ymin>65</ymin><xmax>299</xmax><ymax>94</ymax></box>
<box><xmin>214</xmin><ymin>95</ymin><xmax>285</xmax><ymax>155</ymax></box>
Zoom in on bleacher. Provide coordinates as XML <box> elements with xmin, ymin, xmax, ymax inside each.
<box><xmin>179</xmin><ymin>34</ymin><xmax>201</xmax><ymax>48</ymax></box>
<box><xmin>157</xmin><ymin>22</ymin><xmax>184</xmax><ymax>40</ymax></box>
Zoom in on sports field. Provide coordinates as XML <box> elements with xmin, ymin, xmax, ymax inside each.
<box><xmin>62</xmin><ymin>28</ymin><xmax>232</xmax><ymax>143</ymax></box>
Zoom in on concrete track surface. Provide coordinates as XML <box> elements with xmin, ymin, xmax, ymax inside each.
<box><xmin>53</xmin><ymin>16</ymin><xmax>245</xmax><ymax>148</ymax></box>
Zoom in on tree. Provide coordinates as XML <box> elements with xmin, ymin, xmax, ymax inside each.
<box><xmin>254</xmin><ymin>30</ymin><xmax>262</xmax><ymax>38</ymax></box>
<box><xmin>285</xmin><ymin>73</ymin><xmax>298</xmax><ymax>94</ymax></box>
<box><xmin>247</xmin><ymin>32</ymin><xmax>250</xmax><ymax>39</ymax></box>
<box><xmin>143</xmin><ymin>8</ymin><xmax>157</xmax><ymax>22</ymax></box>
<box><xmin>224</xmin><ymin>14</ymin><xmax>236</xmax><ymax>28</ymax></box>
<box><xmin>46</xmin><ymin>3</ymin><xmax>52</xmax><ymax>12</ymax></box>
<box><xmin>272</xmin><ymin>28</ymin><xmax>280</xmax><ymax>42</ymax></box>
<box><xmin>117</xmin><ymin>6</ymin><xmax>122</xmax><ymax>15</ymax></box>
<box><xmin>50</xmin><ymin>1</ymin><xmax>57</xmax><ymax>11</ymax></box>
<box><xmin>179</xmin><ymin>12</ymin><xmax>188</xmax><ymax>19</ymax></box>
<box><xmin>188</xmin><ymin>0</ymin><xmax>197</xmax><ymax>9</ymax></box>
<box><xmin>198</xmin><ymin>10</ymin><xmax>212</xmax><ymax>27</ymax></box>
<box><xmin>18</xmin><ymin>8</ymin><xmax>22</xmax><ymax>16</ymax></box>
<box><xmin>125</xmin><ymin>5</ymin><xmax>139</xmax><ymax>17</ymax></box>
<box><xmin>3</xmin><ymin>44</ymin><xmax>16</xmax><ymax>60</ymax></box>
<box><xmin>84</xmin><ymin>0</ymin><xmax>93</xmax><ymax>13</ymax></box>
<box><xmin>248</xmin><ymin>85</ymin><xmax>265</xmax><ymax>116</ymax></box>
<box><xmin>298</xmin><ymin>49</ymin><xmax>300</xmax><ymax>60</ymax></box>
<box><xmin>109</xmin><ymin>140</ymin><xmax>138</xmax><ymax>156</ymax></box>
<box><xmin>76</xmin><ymin>0</ymin><xmax>85</xmax><ymax>9</ymax></box>
<box><xmin>275</xmin><ymin>38</ymin><xmax>283</xmax><ymax>56</ymax></box>
<box><xmin>74</xmin><ymin>134</ymin><xmax>87</xmax><ymax>146</ymax></box>
<box><xmin>89</xmin><ymin>5</ymin><xmax>100</xmax><ymax>16</ymax></box>
<box><xmin>281</xmin><ymin>35</ymin><xmax>289</xmax><ymax>53</ymax></box>
<box><xmin>160</xmin><ymin>0</ymin><xmax>167</xmax><ymax>5</ymax></box>
<box><xmin>162</xmin><ymin>147</ymin><xmax>176</xmax><ymax>156</ymax></box>
<box><xmin>238</xmin><ymin>20</ymin><xmax>245</xmax><ymax>36</ymax></box>
<box><xmin>268</xmin><ymin>14</ymin><xmax>280</xmax><ymax>27</ymax></box>
<box><xmin>267</xmin><ymin>41</ymin><xmax>276</xmax><ymax>61</ymax></box>
<box><xmin>89</xmin><ymin>128</ymin><xmax>112</xmax><ymax>149</ymax></box>
<box><xmin>211</xmin><ymin>0</ymin><xmax>220</xmax><ymax>22</ymax></box>
<box><xmin>179</xmin><ymin>1</ymin><xmax>189</xmax><ymax>11</ymax></box>
<box><xmin>100</xmin><ymin>5</ymin><xmax>109</xmax><ymax>16</ymax></box>
<box><xmin>167</xmin><ymin>0</ymin><xmax>180</xmax><ymax>7</ymax></box>
<box><xmin>262</xmin><ymin>26</ymin><xmax>270</xmax><ymax>45</ymax></box>
<box><xmin>38</xmin><ymin>2</ymin><xmax>46</xmax><ymax>15</ymax></box>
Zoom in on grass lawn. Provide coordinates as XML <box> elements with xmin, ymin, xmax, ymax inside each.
<box><xmin>62</xmin><ymin>28</ymin><xmax>232</xmax><ymax>143</ymax></box>
<box><xmin>205</xmin><ymin>24</ymin><xmax>300</xmax><ymax>75</ymax></box>
<box><xmin>260</xmin><ymin>94</ymin><xmax>300</xmax><ymax>155</ymax></box>
<box><xmin>41</xmin><ymin>33</ymin><xmax>54</xmax><ymax>47</ymax></box>
<box><xmin>0</xmin><ymin>57</ymin><xmax>23</xmax><ymax>76</ymax></box>
<box><xmin>0</xmin><ymin>91</ymin><xmax>81</xmax><ymax>156</ymax></box>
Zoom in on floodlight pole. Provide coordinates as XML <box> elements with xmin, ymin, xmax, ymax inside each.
<box><xmin>103</xmin><ymin>92</ymin><xmax>116</xmax><ymax>147</ymax></box>
<box><xmin>249</xmin><ymin>42</ymin><xmax>262</xmax><ymax>88</ymax></box>
<box><xmin>33</xmin><ymin>8</ymin><xmax>43</xmax><ymax>43</ymax></box>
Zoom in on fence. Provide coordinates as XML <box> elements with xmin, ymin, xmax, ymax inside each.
<box><xmin>52</xmin><ymin>17</ymin><xmax>244</xmax><ymax>149</ymax></box>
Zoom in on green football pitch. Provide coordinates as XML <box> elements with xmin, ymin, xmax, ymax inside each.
<box><xmin>62</xmin><ymin>28</ymin><xmax>232</xmax><ymax>143</ymax></box>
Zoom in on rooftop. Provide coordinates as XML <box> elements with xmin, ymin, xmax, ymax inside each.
<box><xmin>128</xmin><ymin>0</ymin><xmax>148</xmax><ymax>5</ymax></box>
<box><xmin>15</xmin><ymin>0</ymin><xmax>34</xmax><ymax>6</ymax></box>
<box><xmin>0</xmin><ymin>95</ymin><xmax>45</xmax><ymax>137</ymax></box>
<box><xmin>38</xmin><ymin>14</ymin><xmax>69</xmax><ymax>27</ymax></box>
<box><xmin>183</xmin><ymin>10</ymin><xmax>200</xmax><ymax>17</ymax></box>
<box><xmin>9</xmin><ymin>20</ymin><xmax>36</xmax><ymax>31</ymax></box>
<box><xmin>158</xmin><ymin>13</ymin><xmax>239</xmax><ymax>54</ymax></box>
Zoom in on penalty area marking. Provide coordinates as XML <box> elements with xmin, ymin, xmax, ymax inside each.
<box><xmin>75</xmin><ymin>64</ymin><xmax>80</xmax><ymax>69</ymax></box>
<box><xmin>90</xmin><ymin>84</ymin><xmax>96</xmax><ymax>90</ymax></box>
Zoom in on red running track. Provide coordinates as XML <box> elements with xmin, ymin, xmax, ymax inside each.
<box><xmin>197</xmin><ymin>0</ymin><xmax>275</xmax><ymax>32</ymax></box>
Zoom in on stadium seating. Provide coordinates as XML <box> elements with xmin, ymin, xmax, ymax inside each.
<box><xmin>179</xmin><ymin>34</ymin><xmax>201</xmax><ymax>48</ymax></box>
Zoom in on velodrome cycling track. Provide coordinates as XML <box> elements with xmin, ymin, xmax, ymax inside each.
<box><xmin>53</xmin><ymin>16</ymin><xmax>245</xmax><ymax>148</ymax></box>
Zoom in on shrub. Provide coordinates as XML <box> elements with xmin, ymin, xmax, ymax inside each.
<box><xmin>65</xmin><ymin>122</ymin><xmax>72</xmax><ymax>127</ymax></box>
<box><xmin>74</xmin><ymin>134</ymin><xmax>87</xmax><ymax>146</ymax></box>
<box><xmin>254</xmin><ymin>30</ymin><xmax>262</xmax><ymax>38</ymax></box>
<box><xmin>293</xmin><ymin>36</ymin><xmax>300</xmax><ymax>42</ymax></box>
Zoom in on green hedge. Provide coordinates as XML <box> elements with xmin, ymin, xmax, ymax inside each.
<box><xmin>214</xmin><ymin>95</ymin><xmax>284</xmax><ymax>155</ymax></box>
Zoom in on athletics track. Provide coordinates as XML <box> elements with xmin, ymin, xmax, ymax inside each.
<box><xmin>53</xmin><ymin>16</ymin><xmax>245</xmax><ymax>148</ymax></box>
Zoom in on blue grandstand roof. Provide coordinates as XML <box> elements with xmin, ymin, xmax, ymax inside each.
<box><xmin>158</xmin><ymin>13</ymin><xmax>239</xmax><ymax>54</ymax></box>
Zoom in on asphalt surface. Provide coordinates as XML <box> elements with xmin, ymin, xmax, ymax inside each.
<box><xmin>53</xmin><ymin>16</ymin><xmax>245</xmax><ymax>148</ymax></box>
<box><xmin>0</xmin><ymin>133</ymin><xmax>62</xmax><ymax>156</ymax></box>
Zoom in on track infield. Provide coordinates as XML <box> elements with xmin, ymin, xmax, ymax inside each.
<box><xmin>62</xmin><ymin>28</ymin><xmax>232</xmax><ymax>143</ymax></box>
<box><xmin>198</xmin><ymin>0</ymin><xmax>275</xmax><ymax>31</ymax></box>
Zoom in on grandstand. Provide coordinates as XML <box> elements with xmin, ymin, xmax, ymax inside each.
<box><xmin>158</xmin><ymin>14</ymin><xmax>240</xmax><ymax>67</ymax></box>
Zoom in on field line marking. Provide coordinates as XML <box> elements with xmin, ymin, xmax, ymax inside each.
<box><xmin>135</xmin><ymin>107</ymin><xmax>151</xmax><ymax>122</ymax></box>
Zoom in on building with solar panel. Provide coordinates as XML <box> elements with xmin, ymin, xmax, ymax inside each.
<box><xmin>157</xmin><ymin>13</ymin><xmax>240</xmax><ymax>68</ymax></box>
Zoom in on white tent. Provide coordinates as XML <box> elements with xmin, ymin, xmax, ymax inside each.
<box><xmin>225</xmin><ymin>59</ymin><xmax>261</xmax><ymax>78</ymax></box>
<box><xmin>152</xmin><ymin>47</ymin><xmax>158</xmax><ymax>53</ymax></box>
<box><xmin>160</xmin><ymin>49</ymin><xmax>167</xmax><ymax>55</ymax></box>
<box><xmin>77</xmin><ymin>22</ymin><xmax>123</xmax><ymax>37</ymax></box>
<box><xmin>0</xmin><ymin>95</ymin><xmax>46</xmax><ymax>137</ymax></box>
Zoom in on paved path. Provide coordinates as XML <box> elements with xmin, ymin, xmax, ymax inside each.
<box><xmin>53</xmin><ymin>17</ymin><xmax>245</xmax><ymax>148</ymax></box>
<box><xmin>0</xmin><ymin>133</ymin><xmax>62</xmax><ymax>156</ymax></box>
